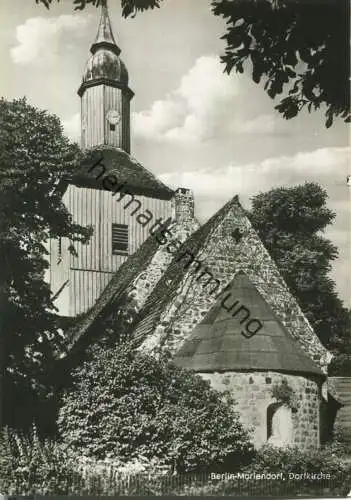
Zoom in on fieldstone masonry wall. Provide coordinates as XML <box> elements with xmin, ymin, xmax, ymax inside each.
<box><xmin>200</xmin><ymin>371</ymin><xmax>321</xmax><ymax>450</ymax></box>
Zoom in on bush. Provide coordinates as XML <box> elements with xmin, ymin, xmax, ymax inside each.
<box><xmin>270</xmin><ymin>378</ymin><xmax>298</xmax><ymax>409</ymax></box>
<box><xmin>58</xmin><ymin>342</ymin><xmax>253</xmax><ymax>472</ymax></box>
<box><xmin>239</xmin><ymin>445</ymin><xmax>351</xmax><ymax>495</ymax></box>
<box><xmin>173</xmin><ymin>446</ymin><xmax>351</xmax><ymax>497</ymax></box>
<box><xmin>324</xmin><ymin>438</ymin><xmax>351</xmax><ymax>457</ymax></box>
<box><xmin>248</xmin><ymin>444</ymin><xmax>350</xmax><ymax>474</ymax></box>
<box><xmin>0</xmin><ymin>425</ymin><xmax>83</xmax><ymax>495</ymax></box>
<box><xmin>1</xmin><ymin>429</ymin><xmax>349</xmax><ymax>497</ymax></box>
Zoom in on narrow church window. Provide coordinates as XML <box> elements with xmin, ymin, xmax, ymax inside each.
<box><xmin>110</xmin><ymin>123</ymin><xmax>116</xmax><ymax>131</ymax></box>
<box><xmin>267</xmin><ymin>402</ymin><xmax>280</xmax><ymax>440</ymax></box>
<box><xmin>267</xmin><ymin>403</ymin><xmax>294</xmax><ymax>445</ymax></box>
<box><xmin>112</xmin><ymin>223</ymin><xmax>128</xmax><ymax>255</ymax></box>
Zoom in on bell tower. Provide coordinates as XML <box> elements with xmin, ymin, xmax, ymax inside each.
<box><xmin>49</xmin><ymin>1</ymin><xmax>175</xmax><ymax>319</ymax></box>
<box><xmin>78</xmin><ymin>2</ymin><xmax>134</xmax><ymax>152</ymax></box>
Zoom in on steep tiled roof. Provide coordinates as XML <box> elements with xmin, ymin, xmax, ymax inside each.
<box><xmin>65</xmin><ymin>146</ymin><xmax>174</xmax><ymax>200</ymax></box>
<box><xmin>64</xmin><ymin>234</ymin><xmax>160</xmax><ymax>352</ymax></box>
<box><xmin>174</xmin><ymin>273</ymin><xmax>324</xmax><ymax>376</ymax></box>
<box><xmin>132</xmin><ymin>196</ymin><xmax>240</xmax><ymax>347</ymax></box>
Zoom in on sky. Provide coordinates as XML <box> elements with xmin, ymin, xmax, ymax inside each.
<box><xmin>1</xmin><ymin>0</ymin><xmax>350</xmax><ymax>306</ymax></box>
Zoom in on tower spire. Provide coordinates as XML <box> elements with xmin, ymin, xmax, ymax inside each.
<box><xmin>90</xmin><ymin>0</ymin><xmax>121</xmax><ymax>56</ymax></box>
<box><xmin>79</xmin><ymin>0</ymin><xmax>133</xmax><ymax>153</ymax></box>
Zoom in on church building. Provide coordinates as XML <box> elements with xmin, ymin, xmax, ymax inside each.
<box><xmin>50</xmin><ymin>4</ymin><xmax>334</xmax><ymax>450</ymax></box>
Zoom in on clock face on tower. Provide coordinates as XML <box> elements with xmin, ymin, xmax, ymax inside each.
<box><xmin>106</xmin><ymin>109</ymin><xmax>121</xmax><ymax>125</ymax></box>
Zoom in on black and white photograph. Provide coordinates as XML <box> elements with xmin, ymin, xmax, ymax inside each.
<box><xmin>0</xmin><ymin>0</ymin><xmax>350</xmax><ymax>497</ymax></box>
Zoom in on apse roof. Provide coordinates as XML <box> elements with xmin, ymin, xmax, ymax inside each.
<box><xmin>174</xmin><ymin>272</ymin><xmax>324</xmax><ymax>376</ymax></box>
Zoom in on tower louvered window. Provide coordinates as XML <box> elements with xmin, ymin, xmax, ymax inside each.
<box><xmin>112</xmin><ymin>223</ymin><xmax>128</xmax><ymax>255</ymax></box>
<box><xmin>57</xmin><ymin>237</ymin><xmax>62</xmax><ymax>265</ymax></box>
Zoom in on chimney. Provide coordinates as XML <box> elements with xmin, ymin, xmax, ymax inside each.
<box><xmin>173</xmin><ymin>187</ymin><xmax>195</xmax><ymax>223</ymax></box>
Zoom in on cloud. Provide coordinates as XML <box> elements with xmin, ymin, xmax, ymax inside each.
<box><xmin>159</xmin><ymin>147</ymin><xmax>351</xmax><ymax>218</ymax></box>
<box><xmin>62</xmin><ymin>113</ymin><xmax>81</xmax><ymax>142</ymax></box>
<box><xmin>133</xmin><ymin>99</ymin><xmax>186</xmax><ymax>139</ymax></box>
<box><xmin>132</xmin><ymin>55</ymin><xmax>284</xmax><ymax>144</ymax></box>
<box><xmin>132</xmin><ymin>55</ymin><xmax>240</xmax><ymax>143</ymax></box>
<box><xmin>160</xmin><ymin>146</ymin><xmax>351</xmax><ymax>305</ymax></box>
<box><xmin>236</xmin><ymin>114</ymin><xmax>276</xmax><ymax>134</ymax></box>
<box><xmin>11</xmin><ymin>15</ymin><xmax>91</xmax><ymax>65</ymax></box>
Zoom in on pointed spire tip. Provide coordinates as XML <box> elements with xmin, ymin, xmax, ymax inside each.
<box><xmin>90</xmin><ymin>0</ymin><xmax>121</xmax><ymax>56</ymax></box>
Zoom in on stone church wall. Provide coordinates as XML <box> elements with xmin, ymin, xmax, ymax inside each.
<box><xmin>200</xmin><ymin>371</ymin><xmax>321</xmax><ymax>450</ymax></box>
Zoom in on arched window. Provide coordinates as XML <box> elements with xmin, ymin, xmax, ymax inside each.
<box><xmin>267</xmin><ymin>403</ymin><xmax>294</xmax><ymax>446</ymax></box>
<box><xmin>267</xmin><ymin>402</ymin><xmax>281</xmax><ymax>440</ymax></box>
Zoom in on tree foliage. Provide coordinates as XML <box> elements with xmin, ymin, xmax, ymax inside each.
<box><xmin>34</xmin><ymin>0</ymin><xmax>349</xmax><ymax>126</ymax></box>
<box><xmin>0</xmin><ymin>98</ymin><xmax>91</xmax><ymax>430</ymax></box>
<box><xmin>58</xmin><ymin>342</ymin><xmax>253</xmax><ymax>472</ymax></box>
<box><xmin>212</xmin><ymin>0</ymin><xmax>350</xmax><ymax>127</ymax></box>
<box><xmin>248</xmin><ymin>182</ymin><xmax>351</xmax><ymax>356</ymax></box>
<box><xmin>35</xmin><ymin>0</ymin><xmax>163</xmax><ymax>17</ymax></box>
